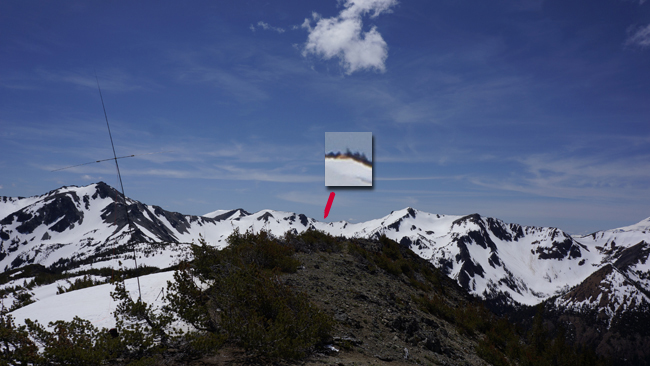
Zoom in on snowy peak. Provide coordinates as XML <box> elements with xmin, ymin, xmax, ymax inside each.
<box><xmin>381</xmin><ymin>207</ymin><xmax>419</xmax><ymax>232</ymax></box>
<box><xmin>0</xmin><ymin>182</ymin><xmax>219</xmax><ymax>270</ymax></box>
<box><xmin>613</xmin><ymin>216</ymin><xmax>650</xmax><ymax>233</ymax></box>
<box><xmin>0</xmin><ymin>182</ymin><xmax>119</xmax><ymax>239</ymax></box>
<box><xmin>207</xmin><ymin>209</ymin><xmax>251</xmax><ymax>221</ymax></box>
<box><xmin>447</xmin><ymin>212</ymin><xmax>583</xmax><ymax>262</ymax></box>
<box><xmin>423</xmin><ymin>213</ymin><xmax>593</xmax><ymax>305</ymax></box>
<box><xmin>574</xmin><ymin>218</ymin><xmax>650</xmax><ymax>267</ymax></box>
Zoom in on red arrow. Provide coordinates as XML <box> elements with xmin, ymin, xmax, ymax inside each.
<box><xmin>324</xmin><ymin>192</ymin><xmax>335</xmax><ymax>219</ymax></box>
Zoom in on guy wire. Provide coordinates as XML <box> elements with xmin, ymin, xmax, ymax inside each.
<box><xmin>96</xmin><ymin>73</ymin><xmax>143</xmax><ymax>301</ymax></box>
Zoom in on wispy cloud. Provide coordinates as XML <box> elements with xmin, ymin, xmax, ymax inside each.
<box><xmin>301</xmin><ymin>0</ymin><xmax>398</xmax><ymax>74</ymax></box>
<box><xmin>46</xmin><ymin>163</ymin><xmax>322</xmax><ymax>183</ymax></box>
<box><xmin>626</xmin><ymin>24</ymin><xmax>650</xmax><ymax>48</ymax></box>
<box><xmin>518</xmin><ymin>154</ymin><xmax>650</xmax><ymax>187</ymax></box>
<box><xmin>250</xmin><ymin>21</ymin><xmax>286</xmax><ymax>33</ymax></box>
<box><xmin>201</xmin><ymin>141</ymin><xmax>320</xmax><ymax>163</ymax></box>
<box><xmin>37</xmin><ymin>68</ymin><xmax>152</xmax><ymax>92</ymax></box>
<box><xmin>38</xmin><ymin>131</ymin><xmax>324</xmax><ymax>184</ymax></box>
<box><xmin>303</xmin><ymin>64</ymin><xmax>536</xmax><ymax>127</ymax></box>
<box><xmin>471</xmin><ymin>153</ymin><xmax>650</xmax><ymax>200</ymax></box>
<box><xmin>376</xmin><ymin>176</ymin><xmax>462</xmax><ymax>181</ymax></box>
<box><xmin>276</xmin><ymin>191</ymin><xmax>324</xmax><ymax>205</ymax></box>
<box><xmin>176</xmin><ymin>65</ymin><xmax>269</xmax><ymax>102</ymax></box>
<box><xmin>0</xmin><ymin>68</ymin><xmax>152</xmax><ymax>92</ymax></box>
<box><xmin>167</xmin><ymin>45</ymin><xmax>312</xmax><ymax>102</ymax></box>
<box><xmin>0</xmin><ymin>75</ymin><xmax>40</xmax><ymax>90</ymax></box>
<box><xmin>211</xmin><ymin>164</ymin><xmax>320</xmax><ymax>183</ymax></box>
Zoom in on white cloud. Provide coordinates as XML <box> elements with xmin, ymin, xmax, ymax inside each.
<box><xmin>302</xmin><ymin>0</ymin><xmax>398</xmax><ymax>74</ymax></box>
<box><xmin>626</xmin><ymin>24</ymin><xmax>650</xmax><ymax>47</ymax></box>
<box><xmin>340</xmin><ymin>0</ymin><xmax>398</xmax><ymax>18</ymax></box>
<box><xmin>251</xmin><ymin>21</ymin><xmax>285</xmax><ymax>33</ymax></box>
<box><xmin>0</xmin><ymin>185</ymin><xmax>3</xmax><ymax>189</ymax></box>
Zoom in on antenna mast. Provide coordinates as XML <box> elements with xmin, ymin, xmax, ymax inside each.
<box><xmin>96</xmin><ymin>73</ymin><xmax>142</xmax><ymax>300</ymax></box>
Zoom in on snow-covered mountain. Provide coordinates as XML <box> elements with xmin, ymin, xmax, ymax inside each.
<box><xmin>0</xmin><ymin>182</ymin><xmax>224</xmax><ymax>272</ymax></box>
<box><xmin>2</xmin><ymin>182</ymin><xmax>649</xmax><ymax>318</ymax></box>
<box><xmin>552</xmin><ymin>221</ymin><xmax>650</xmax><ymax>323</ymax></box>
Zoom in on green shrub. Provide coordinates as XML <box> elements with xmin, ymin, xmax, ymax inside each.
<box><xmin>110</xmin><ymin>279</ymin><xmax>179</xmax><ymax>361</ymax></box>
<box><xmin>211</xmin><ymin>264</ymin><xmax>333</xmax><ymax>359</ymax></box>
<box><xmin>380</xmin><ymin>235</ymin><xmax>403</xmax><ymax>261</ymax></box>
<box><xmin>180</xmin><ymin>331</ymin><xmax>226</xmax><ymax>356</ymax></box>
<box><xmin>347</xmin><ymin>241</ymin><xmax>378</xmax><ymax>272</ymax></box>
<box><xmin>9</xmin><ymin>289</ymin><xmax>35</xmax><ymax>311</ymax></box>
<box><xmin>413</xmin><ymin>294</ymin><xmax>456</xmax><ymax>324</ymax></box>
<box><xmin>221</xmin><ymin>229</ymin><xmax>300</xmax><ymax>273</ymax></box>
<box><xmin>56</xmin><ymin>275</ymin><xmax>103</xmax><ymax>294</ymax></box>
<box><xmin>25</xmin><ymin>316</ymin><xmax>119</xmax><ymax>366</ymax></box>
<box><xmin>346</xmin><ymin>236</ymin><xmax>435</xmax><ymax>292</ymax></box>
<box><xmin>476</xmin><ymin>340</ymin><xmax>511</xmax><ymax>366</ymax></box>
<box><xmin>0</xmin><ymin>312</ymin><xmax>41</xmax><ymax>365</ymax></box>
<box><xmin>284</xmin><ymin>228</ymin><xmax>343</xmax><ymax>253</ymax></box>
<box><xmin>166</xmin><ymin>230</ymin><xmax>334</xmax><ymax>361</ymax></box>
<box><xmin>414</xmin><ymin>296</ymin><xmax>608</xmax><ymax>366</ymax></box>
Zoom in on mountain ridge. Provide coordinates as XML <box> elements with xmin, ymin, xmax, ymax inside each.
<box><xmin>1</xmin><ymin>182</ymin><xmax>649</xmax><ymax>319</ymax></box>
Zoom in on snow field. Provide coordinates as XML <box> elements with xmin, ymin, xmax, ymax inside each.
<box><xmin>10</xmin><ymin>271</ymin><xmax>177</xmax><ymax>330</ymax></box>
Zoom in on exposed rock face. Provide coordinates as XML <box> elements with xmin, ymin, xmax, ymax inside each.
<box><xmin>1</xmin><ymin>191</ymin><xmax>85</xmax><ymax>234</ymax></box>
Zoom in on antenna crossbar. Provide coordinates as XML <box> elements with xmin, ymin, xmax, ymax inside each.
<box><xmin>96</xmin><ymin>73</ymin><xmax>143</xmax><ymax>301</ymax></box>
<box><xmin>51</xmin><ymin>151</ymin><xmax>173</xmax><ymax>172</ymax></box>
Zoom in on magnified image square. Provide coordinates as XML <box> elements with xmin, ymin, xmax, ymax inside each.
<box><xmin>325</xmin><ymin>132</ymin><xmax>372</xmax><ymax>186</ymax></box>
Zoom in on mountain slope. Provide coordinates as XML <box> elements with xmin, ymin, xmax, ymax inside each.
<box><xmin>552</xmin><ymin>219</ymin><xmax>650</xmax><ymax>319</ymax></box>
<box><xmin>2</xmin><ymin>182</ymin><xmax>649</xmax><ymax>314</ymax></box>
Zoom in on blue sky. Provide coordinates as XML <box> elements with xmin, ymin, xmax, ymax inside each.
<box><xmin>1</xmin><ymin>0</ymin><xmax>650</xmax><ymax>234</ymax></box>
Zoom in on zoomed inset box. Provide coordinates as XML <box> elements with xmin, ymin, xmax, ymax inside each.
<box><xmin>325</xmin><ymin>132</ymin><xmax>372</xmax><ymax>187</ymax></box>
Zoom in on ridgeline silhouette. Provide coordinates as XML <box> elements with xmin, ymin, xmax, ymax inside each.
<box><xmin>325</xmin><ymin>149</ymin><xmax>372</xmax><ymax>167</ymax></box>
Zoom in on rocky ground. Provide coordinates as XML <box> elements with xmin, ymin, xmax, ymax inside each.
<box><xmin>173</xmin><ymin>238</ymin><xmax>490</xmax><ymax>366</ymax></box>
<box><xmin>283</xmin><ymin>247</ymin><xmax>489</xmax><ymax>366</ymax></box>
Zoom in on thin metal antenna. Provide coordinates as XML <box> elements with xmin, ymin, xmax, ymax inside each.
<box><xmin>51</xmin><ymin>151</ymin><xmax>174</xmax><ymax>172</ymax></box>
<box><xmin>96</xmin><ymin>73</ymin><xmax>142</xmax><ymax>301</ymax></box>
